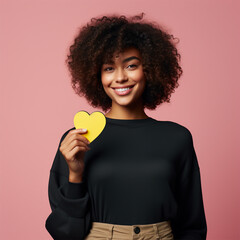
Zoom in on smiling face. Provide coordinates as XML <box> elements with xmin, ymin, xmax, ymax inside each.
<box><xmin>101</xmin><ymin>47</ymin><xmax>146</xmax><ymax>110</ymax></box>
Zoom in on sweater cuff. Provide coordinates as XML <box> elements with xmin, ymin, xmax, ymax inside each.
<box><xmin>62</xmin><ymin>181</ymin><xmax>87</xmax><ymax>199</ymax></box>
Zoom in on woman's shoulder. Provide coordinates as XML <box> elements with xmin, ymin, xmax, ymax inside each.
<box><xmin>152</xmin><ymin>119</ymin><xmax>193</xmax><ymax>139</ymax></box>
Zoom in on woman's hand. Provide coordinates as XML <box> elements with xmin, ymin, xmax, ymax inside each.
<box><xmin>59</xmin><ymin>128</ymin><xmax>90</xmax><ymax>182</ymax></box>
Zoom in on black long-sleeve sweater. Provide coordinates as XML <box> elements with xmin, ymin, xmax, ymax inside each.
<box><xmin>45</xmin><ymin>117</ymin><xmax>207</xmax><ymax>240</ymax></box>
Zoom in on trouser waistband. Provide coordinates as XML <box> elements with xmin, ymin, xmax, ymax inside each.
<box><xmin>85</xmin><ymin>220</ymin><xmax>173</xmax><ymax>240</ymax></box>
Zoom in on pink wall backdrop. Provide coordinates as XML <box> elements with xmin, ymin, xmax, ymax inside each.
<box><xmin>1</xmin><ymin>0</ymin><xmax>240</xmax><ymax>239</ymax></box>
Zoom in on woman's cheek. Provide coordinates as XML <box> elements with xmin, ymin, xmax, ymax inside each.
<box><xmin>129</xmin><ymin>70</ymin><xmax>144</xmax><ymax>82</ymax></box>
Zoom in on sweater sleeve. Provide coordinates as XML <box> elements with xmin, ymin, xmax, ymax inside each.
<box><xmin>45</xmin><ymin>129</ymin><xmax>92</xmax><ymax>240</ymax></box>
<box><xmin>171</xmin><ymin>129</ymin><xmax>207</xmax><ymax>240</ymax></box>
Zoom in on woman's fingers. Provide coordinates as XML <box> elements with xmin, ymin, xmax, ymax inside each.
<box><xmin>67</xmin><ymin>138</ymin><xmax>89</xmax><ymax>152</ymax></box>
<box><xmin>60</xmin><ymin>128</ymin><xmax>90</xmax><ymax>162</ymax></box>
<box><xmin>63</xmin><ymin>128</ymin><xmax>87</xmax><ymax>144</ymax></box>
<box><xmin>60</xmin><ymin>129</ymin><xmax>89</xmax><ymax>149</ymax></box>
<box><xmin>65</xmin><ymin>144</ymin><xmax>88</xmax><ymax>162</ymax></box>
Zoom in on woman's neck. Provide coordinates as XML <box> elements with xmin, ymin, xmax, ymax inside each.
<box><xmin>105</xmin><ymin>109</ymin><xmax>149</xmax><ymax>120</ymax></box>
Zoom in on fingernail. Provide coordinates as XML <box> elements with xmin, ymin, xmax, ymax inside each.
<box><xmin>82</xmin><ymin>129</ymin><xmax>87</xmax><ymax>131</ymax></box>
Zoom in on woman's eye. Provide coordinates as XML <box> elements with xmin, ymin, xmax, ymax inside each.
<box><xmin>127</xmin><ymin>64</ymin><xmax>137</xmax><ymax>69</ymax></box>
<box><xmin>103</xmin><ymin>64</ymin><xmax>138</xmax><ymax>72</ymax></box>
<box><xmin>104</xmin><ymin>67</ymin><xmax>113</xmax><ymax>71</ymax></box>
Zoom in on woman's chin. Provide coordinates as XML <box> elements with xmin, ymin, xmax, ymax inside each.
<box><xmin>114</xmin><ymin>99</ymin><xmax>139</xmax><ymax>108</ymax></box>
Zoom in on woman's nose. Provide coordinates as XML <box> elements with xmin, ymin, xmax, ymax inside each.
<box><xmin>116</xmin><ymin>69</ymin><xmax>127</xmax><ymax>82</ymax></box>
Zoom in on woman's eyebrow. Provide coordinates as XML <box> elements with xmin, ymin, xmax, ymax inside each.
<box><xmin>122</xmin><ymin>56</ymin><xmax>141</xmax><ymax>63</ymax></box>
<box><xmin>102</xmin><ymin>56</ymin><xmax>141</xmax><ymax>65</ymax></box>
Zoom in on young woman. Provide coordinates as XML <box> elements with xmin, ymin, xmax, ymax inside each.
<box><xmin>45</xmin><ymin>13</ymin><xmax>207</xmax><ymax>240</ymax></box>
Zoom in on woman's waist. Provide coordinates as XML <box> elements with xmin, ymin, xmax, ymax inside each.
<box><xmin>91</xmin><ymin>220</ymin><xmax>172</xmax><ymax>233</ymax></box>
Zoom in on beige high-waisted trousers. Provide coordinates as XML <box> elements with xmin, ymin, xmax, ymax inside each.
<box><xmin>84</xmin><ymin>220</ymin><xmax>174</xmax><ymax>240</ymax></box>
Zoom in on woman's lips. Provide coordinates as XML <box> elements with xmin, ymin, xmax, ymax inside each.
<box><xmin>112</xmin><ymin>85</ymin><xmax>134</xmax><ymax>96</ymax></box>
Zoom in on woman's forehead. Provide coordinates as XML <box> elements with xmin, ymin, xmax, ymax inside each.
<box><xmin>113</xmin><ymin>48</ymin><xmax>141</xmax><ymax>60</ymax></box>
<box><xmin>102</xmin><ymin>47</ymin><xmax>141</xmax><ymax>65</ymax></box>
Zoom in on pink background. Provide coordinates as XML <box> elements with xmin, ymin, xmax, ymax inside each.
<box><xmin>1</xmin><ymin>0</ymin><xmax>240</xmax><ymax>239</ymax></box>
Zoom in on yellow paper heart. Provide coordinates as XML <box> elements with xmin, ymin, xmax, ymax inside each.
<box><xmin>73</xmin><ymin>111</ymin><xmax>106</xmax><ymax>143</ymax></box>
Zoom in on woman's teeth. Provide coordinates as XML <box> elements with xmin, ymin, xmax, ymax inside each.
<box><xmin>115</xmin><ymin>87</ymin><xmax>131</xmax><ymax>92</ymax></box>
<box><xmin>113</xmin><ymin>86</ymin><xmax>134</xmax><ymax>95</ymax></box>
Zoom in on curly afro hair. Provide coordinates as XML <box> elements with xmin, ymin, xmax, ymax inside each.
<box><xmin>66</xmin><ymin>12</ymin><xmax>183</xmax><ymax>112</ymax></box>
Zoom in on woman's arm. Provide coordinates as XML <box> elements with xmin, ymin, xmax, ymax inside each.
<box><xmin>171</xmin><ymin>129</ymin><xmax>207</xmax><ymax>240</ymax></box>
<box><xmin>45</xmin><ymin>130</ymin><xmax>92</xmax><ymax>240</ymax></box>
